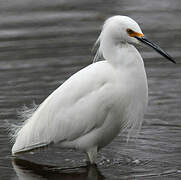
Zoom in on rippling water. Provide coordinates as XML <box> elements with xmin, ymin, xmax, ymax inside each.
<box><xmin>0</xmin><ymin>0</ymin><xmax>180</xmax><ymax>179</ymax></box>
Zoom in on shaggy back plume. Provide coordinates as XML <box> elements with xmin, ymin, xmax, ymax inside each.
<box><xmin>9</xmin><ymin>102</ymin><xmax>38</xmax><ymax>143</ymax></box>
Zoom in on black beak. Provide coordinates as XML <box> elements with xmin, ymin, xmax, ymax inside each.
<box><xmin>135</xmin><ymin>36</ymin><xmax>176</xmax><ymax>64</ymax></box>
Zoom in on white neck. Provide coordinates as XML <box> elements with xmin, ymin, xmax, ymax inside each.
<box><xmin>99</xmin><ymin>35</ymin><xmax>144</xmax><ymax>68</ymax></box>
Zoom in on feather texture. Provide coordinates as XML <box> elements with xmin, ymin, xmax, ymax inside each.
<box><xmin>11</xmin><ymin>61</ymin><xmax>121</xmax><ymax>154</ymax></box>
<box><xmin>11</xmin><ymin>59</ymin><xmax>147</xmax><ymax>155</ymax></box>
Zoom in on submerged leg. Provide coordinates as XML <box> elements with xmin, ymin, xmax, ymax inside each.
<box><xmin>86</xmin><ymin>146</ymin><xmax>98</xmax><ymax>165</ymax></box>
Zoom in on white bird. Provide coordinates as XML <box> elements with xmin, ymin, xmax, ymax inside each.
<box><xmin>11</xmin><ymin>15</ymin><xmax>175</xmax><ymax>164</ymax></box>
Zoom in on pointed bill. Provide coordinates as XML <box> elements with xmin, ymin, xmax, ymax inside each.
<box><xmin>135</xmin><ymin>36</ymin><xmax>176</xmax><ymax>64</ymax></box>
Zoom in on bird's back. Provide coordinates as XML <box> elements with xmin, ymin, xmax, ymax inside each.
<box><xmin>12</xmin><ymin>61</ymin><xmax>121</xmax><ymax>154</ymax></box>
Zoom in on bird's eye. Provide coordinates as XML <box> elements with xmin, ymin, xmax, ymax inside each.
<box><xmin>126</xmin><ymin>28</ymin><xmax>134</xmax><ymax>34</ymax></box>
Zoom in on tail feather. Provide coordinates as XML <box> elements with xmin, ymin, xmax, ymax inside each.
<box><xmin>12</xmin><ymin>142</ymin><xmax>50</xmax><ymax>155</ymax></box>
<box><xmin>10</xmin><ymin>102</ymin><xmax>52</xmax><ymax>155</ymax></box>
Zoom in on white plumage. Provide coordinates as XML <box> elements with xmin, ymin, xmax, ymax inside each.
<box><xmin>12</xmin><ymin>15</ymin><xmax>174</xmax><ymax>164</ymax></box>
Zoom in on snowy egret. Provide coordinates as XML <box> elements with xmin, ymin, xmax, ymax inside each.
<box><xmin>11</xmin><ymin>15</ymin><xmax>175</xmax><ymax>164</ymax></box>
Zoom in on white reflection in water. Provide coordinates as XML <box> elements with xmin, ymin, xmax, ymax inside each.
<box><xmin>12</xmin><ymin>158</ymin><xmax>105</xmax><ymax>180</ymax></box>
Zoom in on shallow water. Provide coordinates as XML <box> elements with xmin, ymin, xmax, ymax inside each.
<box><xmin>0</xmin><ymin>0</ymin><xmax>181</xmax><ymax>179</ymax></box>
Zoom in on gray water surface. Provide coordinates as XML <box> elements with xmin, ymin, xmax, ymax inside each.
<box><xmin>0</xmin><ymin>0</ymin><xmax>181</xmax><ymax>179</ymax></box>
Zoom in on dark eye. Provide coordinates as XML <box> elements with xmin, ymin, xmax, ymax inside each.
<box><xmin>126</xmin><ymin>28</ymin><xmax>134</xmax><ymax>34</ymax></box>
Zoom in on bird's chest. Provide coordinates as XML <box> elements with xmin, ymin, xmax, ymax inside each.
<box><xmin>110</xmin><ymin>67</ymin><xmax>148</xmax><ymax>122</ymax></box>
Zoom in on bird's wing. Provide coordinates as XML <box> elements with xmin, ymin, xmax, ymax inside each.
<box><xmin>12</xmin><ymin>61</ymin><xmax>116</xmax><ymax>154</ymax></box>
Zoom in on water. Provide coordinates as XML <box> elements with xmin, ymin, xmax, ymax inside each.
<box><xmin>0</xmin><ymin>0</ymin><xmax>180</xmax><ymax>179</ymax></box>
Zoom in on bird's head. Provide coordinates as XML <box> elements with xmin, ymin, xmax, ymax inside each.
<box><xmin>101</xmin><ymin>16</ymin><xmax>143</xmax><ymax>45</ymax></box>
<box><xmin>96</xmin><ymin>15</ymin><xmax>175</xmax><ymax>64</ymax></box>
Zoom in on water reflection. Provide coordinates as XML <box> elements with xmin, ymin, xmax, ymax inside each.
<box><xmin>12</xmin><ymin>158</ymin><xmax>105</xmax><ymax>180</ymax></box>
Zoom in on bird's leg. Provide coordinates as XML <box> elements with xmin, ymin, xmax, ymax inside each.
<box><xmin>86</xmin><ymin>146</ymin><xmax>98</xmax><ymax>165</ymax></box>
